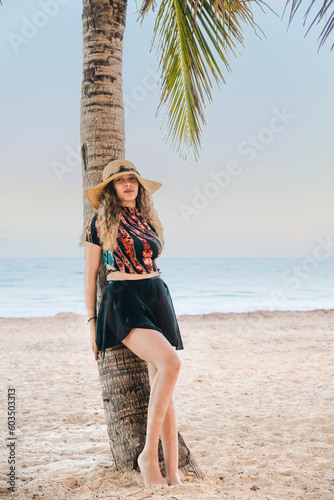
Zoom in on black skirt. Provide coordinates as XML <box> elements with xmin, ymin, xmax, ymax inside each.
<box><xmin>95</xmin><ymin>275</ymin><xmax>184</xmax><ymax>352</ymax></box>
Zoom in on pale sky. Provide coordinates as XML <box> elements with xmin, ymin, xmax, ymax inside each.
<box><xmin>0</xmin><ymin>0</ymin><xmax>333</xmax><ymax>258</ymax></box>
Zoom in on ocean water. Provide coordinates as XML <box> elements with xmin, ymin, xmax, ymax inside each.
<box><xmin>0</xmin><ymin>257</ymin><xmax>333</xmax><ymax>318</ymax></box>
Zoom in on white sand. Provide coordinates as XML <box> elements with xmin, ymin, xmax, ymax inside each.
<box><xmin>0</xmin><ymin>309</ymin><xmax>333</xmax><ymax>499</ymax></box>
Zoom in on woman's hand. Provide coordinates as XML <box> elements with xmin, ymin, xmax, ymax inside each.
<box><xmin>89</xmin><ymin>320</ymin><xmax>98</xmax><ymax>361</ymax></box>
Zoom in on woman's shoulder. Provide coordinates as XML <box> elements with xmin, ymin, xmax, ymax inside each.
<box><xmin>85</xmin><ymin>213</ymin><xmax>101</xmax><ymax>246</ymax></box>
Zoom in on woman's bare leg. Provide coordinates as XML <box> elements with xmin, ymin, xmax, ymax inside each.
<box><xmin>147</xmin><ymin>361</ymin><xmax>183</xmax><ymax>485</ymax></box>
<box><xmin>121</xmin><ymin>328</ymin><xmax>181</xmax><ymax>488</ymax></box>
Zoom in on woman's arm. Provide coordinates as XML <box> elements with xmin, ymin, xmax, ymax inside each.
<box><xmin>84</xmin><ymin>241</ymin><xmax>102</xmax><ymax>360</ymax></box>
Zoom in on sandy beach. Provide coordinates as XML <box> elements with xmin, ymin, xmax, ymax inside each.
<box><xmin>1</xmin><ymin>309</ymin><xmax>333</xmax><ymax>499</ymax></box>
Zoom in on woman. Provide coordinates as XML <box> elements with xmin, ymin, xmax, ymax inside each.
<box><xmin>82</xmin><ymin>159</ymin><xmax>184</xmax><ymax>488</ymax></box>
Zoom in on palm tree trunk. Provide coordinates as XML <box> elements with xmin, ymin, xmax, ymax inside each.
<box><xmin>80</xmin><ymin>0</ymin><xmax>203</xmax><ymax>480</ymax></box>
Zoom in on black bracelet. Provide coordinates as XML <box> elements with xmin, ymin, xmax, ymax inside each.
<box><xmin>87</xmin><ymin>316</ymin><xmax>97</xmax><ymax>325</ymax></box>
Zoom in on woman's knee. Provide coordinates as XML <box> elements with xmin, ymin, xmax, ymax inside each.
<box><xmin>172</xmin><ymin>353</ymin><xmax>182</xmax><ymax>372</ymax></box>
<box><xmin>162</xmin><ymin>351</ymin><xmax>181</xmax><ymax>376</ymax></box>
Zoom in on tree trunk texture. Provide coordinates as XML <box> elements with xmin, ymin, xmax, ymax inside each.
<box><xmin>80</xmin><ymin>0</ymin><xmax>203</xmax><ymax>480</ymax></box>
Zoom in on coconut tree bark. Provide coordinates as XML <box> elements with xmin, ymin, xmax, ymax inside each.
<box><xmin>80</xmin><ymin>0</ymin><xmax>203</xmax><ymax>479</ymax></box>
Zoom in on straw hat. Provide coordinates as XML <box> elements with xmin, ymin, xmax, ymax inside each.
<box><xmin>85</xmin><ymin>159</ymin><xmax>162</xmax><ymax>209</ymax></box>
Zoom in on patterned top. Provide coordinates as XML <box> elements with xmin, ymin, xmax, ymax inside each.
<box><xmin>85</xmin><ymin>206</ymin><xmax>162</xmax><ymax>275</ymax></box>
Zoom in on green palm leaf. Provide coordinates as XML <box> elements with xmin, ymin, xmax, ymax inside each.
<box><xmin>138</xmin><ymin>0</ymin><xmax>273</xmax><ymax>160</ymax></box>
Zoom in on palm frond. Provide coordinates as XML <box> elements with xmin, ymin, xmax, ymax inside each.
<box><xmin>138</xmin><ymin>0</ymin><xmax>157</xmax><ymax>18</ymax></box>
<box><xmin>282</xmin><ymin>0</ymin><xmax>334</xmax><ymax>51</ymax></box>
<box><xmin>138</xmin><ymin>0</ymin><xmax>273</xmax><ymax>161</ymax></box>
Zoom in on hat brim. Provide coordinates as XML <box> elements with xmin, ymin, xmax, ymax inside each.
<box><xmin>85</xmin><ymin>171</ymin><xmax>162</xmax><ymax>210</ymax></box>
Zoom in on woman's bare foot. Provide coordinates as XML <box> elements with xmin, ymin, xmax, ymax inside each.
<box><xmin>137</xmin><ymin>450</ymin><xmax>166</xmax><ymax>488</ymax></box>
<box><xmin>166</xmin><ymin>473</ymin><xmax>183</xmax><ymax>485</ymax></box>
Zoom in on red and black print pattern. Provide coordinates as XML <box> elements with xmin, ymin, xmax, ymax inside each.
<box><xmin>85</xmin><ymin>206</ymin><xmax>162</xmax><ymax>275</ymax></box>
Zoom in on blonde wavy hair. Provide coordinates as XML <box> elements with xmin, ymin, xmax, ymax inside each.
<box><xmin>79</xmin><ymin>181</ymin><xmax>164</xmax><ymax>253</ymax></box>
